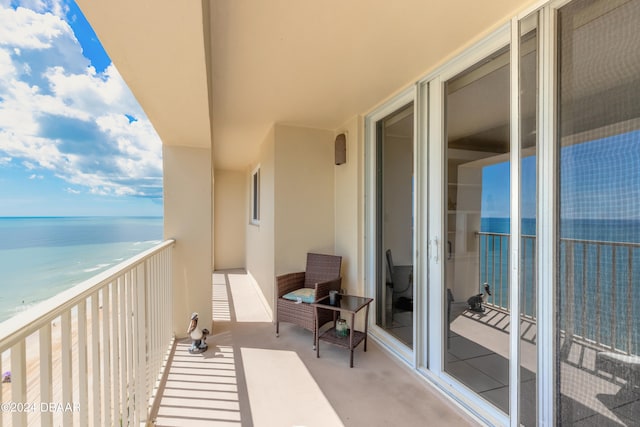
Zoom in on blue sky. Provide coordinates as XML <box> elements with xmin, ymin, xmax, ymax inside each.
<box><xmin>0</xmin><ymin>0</ymin><xmax>163</xmax><ymax>216</ymax></box>
<box><xmin>480</xmin><ymin>129</ymin><xmax>640</xmax><ymax>222</ymax></box>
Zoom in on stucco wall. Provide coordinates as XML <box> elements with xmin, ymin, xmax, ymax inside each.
<box><xmin>163</xmin><ymin>145</ymin><xmax>213</xmax><ymax>335</ymax></box>
<box><xmin>274</xmin><ymin>125</ymin><xmax>336</xmax><ymax>276</ymax></box>
<box><xmin>214</xmin><ymin>170</ymin><xmax>246</xmax><ymax>269</ymax></box>
<box><xmin>334</xmin><ymin>116</ymin><xmax>364</xmax><ymax>295</ymax></box>
<box><xmin>246</xmin><ymin>127</ymin><xmax>276</xmax><ymax>313</ymax></box>
<box><xmin>244</xmin><ymin>124</ymin><xmax>337</xmax><ymax>313</ymax></box>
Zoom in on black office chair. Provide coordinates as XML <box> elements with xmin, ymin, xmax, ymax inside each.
<box><xmin>386</xmin><ymin>249</ymin><xmax>413</xmax><ymax>311</ymax></box>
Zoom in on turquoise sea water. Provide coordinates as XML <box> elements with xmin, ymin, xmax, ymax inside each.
<box><xmin>0</xmin><ymin>217</ymin><xmax>163</xmax><ymax>323</ymax></box>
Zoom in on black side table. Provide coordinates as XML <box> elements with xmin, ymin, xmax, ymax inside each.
<box><xmin>312</xmin><ymin>294</ymin><xmax>373</xmax><ymax>367</ymax></box>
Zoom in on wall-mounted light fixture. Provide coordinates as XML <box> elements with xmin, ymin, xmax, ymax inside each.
<box><xmin>335</xmin><ymin>133</ymin><xmax>346</xmax><ymax>165</ymax></box>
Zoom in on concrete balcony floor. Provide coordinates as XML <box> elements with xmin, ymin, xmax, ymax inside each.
<box><xmin>149</xmin><ymin>270</ymin><xmax>478</xmax><ymax>427</ymax></box>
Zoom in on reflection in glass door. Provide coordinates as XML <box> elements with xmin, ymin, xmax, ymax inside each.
<box><xmin>375</xmin><ymin>103</ymin><xmax>414</xmax><ymax>349</ymax></box>
<box><xmin>443</xmin><ymin>47</ymin><xmax>511</xmax><ymax>413</ymax></box>
<box><xmin>556</xmin><ymin>0</ymin><xmax>640</xmax><ymax>424</ymax></box>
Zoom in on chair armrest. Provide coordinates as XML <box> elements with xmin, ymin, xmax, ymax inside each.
<box><xmin>314</xmin><ymin>277</ymin><xmax>342</xmax><ymax>301</ymax></box>
<box><xmin>276</xmin><ymin>272</ymin><xmax>305</xmax><ymax>297</ymax></box>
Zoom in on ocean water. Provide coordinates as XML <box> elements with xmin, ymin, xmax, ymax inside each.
<box><xmin>0</xmin><ymin>217</ymin><xmax>163</xmax><ymax>323</ymax></box>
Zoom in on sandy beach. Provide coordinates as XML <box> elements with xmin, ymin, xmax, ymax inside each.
<box><xmin>1</xmin><ymin>304</ymin><xmax>107</xmax><ymax>426</ymax></box>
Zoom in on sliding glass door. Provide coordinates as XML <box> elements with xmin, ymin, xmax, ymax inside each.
<box><xmin>442</xmin><ymin>45</ymin><xmax>512</xmax><ymax>414</ymax></box>
<box><xmin>365</xmin><ymin>2</ymin><xmax>640</xmax><ymax>424</ymax></box>
<box><xmin>373</xmin><ymin>101</ymin><xmax>415</xmax><ymax>350</ymax></box>
<box><xmin>555</xmin><ymin>0</ymin><xmax>640</xmax><ymax>424</ymax></box>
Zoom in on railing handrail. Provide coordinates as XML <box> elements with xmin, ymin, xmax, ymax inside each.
<box><xmin>476</xmin><ymin>231</ymin><xmax>512</xmax><ymax>237</ymax></box>
<box><xmin>480</xmin><ymin>230</ymin><xmax>640</xmax><ymax>248</ymax></box>
<box><xmin>0</xmin><ymin>239</ymin><xmax>175</xmax><ymax>352</ymax></box>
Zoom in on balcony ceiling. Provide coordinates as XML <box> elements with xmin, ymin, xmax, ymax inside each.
<box><xmin>76</xmin><ymin>0</ymin><xmax>534</xmax><ymax>170</ymax></box>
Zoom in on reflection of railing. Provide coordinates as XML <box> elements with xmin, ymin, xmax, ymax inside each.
<box><xmin>0</xmin><ymin>240</ymin><xmax>174</xmax><ymax>426</ymax></box>
<box><xmin>478</xmin><ymin>232</ymin><xmax>511</xmax><ymax>311</ymax></box>
<box><xmin>560</xmin><ymin>238</ymin><xmax>640</xmax><ymax>356</ymax></box>
<box><xmin>478</xmin><ymin>232</ymin><xmax>639</xmax><ymax>356</ymax></box>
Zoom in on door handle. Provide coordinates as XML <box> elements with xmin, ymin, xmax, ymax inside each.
<box><xmin>430</xmin><ymin>238</ymin><xmax>439</xmax><ymax>263</ymax></box>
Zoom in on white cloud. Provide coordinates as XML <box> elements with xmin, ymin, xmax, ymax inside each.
<box><xmin>0</xmin><ymin>156</ymin><xmax>11</xmax><ymax>165</ymax></box>
<box><xmin>0</xmin><ymin>2</ymin><xmax>163</xmax><ymax>200</ymax></box>
<box><xmin>28</xmin><ymin>173</ymin><xmax>43</xmax><ymax>179</ymax></box>
<box><xmin>0</xmin><ymin>48</ymin><xmax>15</xmax><ymax>79</ymax></box>
<box><xmin>19</xmin><ymin>1</ymin><xmax>66</xmax><ymax>17</ymax></box>
<box><xmin>0</xmin><ymin>6</ymin><xmax>70</xmax><ymax>50</ymax></box>
<box><xmin>65</xmin><ymin>187</ymin><xmax>79</xmax><ymax>194</ymax></box>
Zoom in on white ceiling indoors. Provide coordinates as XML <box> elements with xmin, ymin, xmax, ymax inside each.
<box><xmin>76</xmin><ymin>0</ymin><xmax>535</xmax><ymax>171</ymax></box>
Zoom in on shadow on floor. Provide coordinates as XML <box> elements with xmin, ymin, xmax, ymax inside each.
<box><xmin>149</xmin><ymin>269</ymin><xmax>478</xmax><ymax>427</ymax></box>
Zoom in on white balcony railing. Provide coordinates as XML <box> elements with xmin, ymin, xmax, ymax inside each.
<box><xmin>0</xmin><ymin>239</ymin><xmax>175</xmax><ymax>426</ymax></box>
<box><xmin>479</xmin><ymin>232</ymin><xmax>639</xmax><ymax>356</ymax></box>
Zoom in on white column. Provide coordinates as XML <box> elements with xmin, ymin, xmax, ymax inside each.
<box><xmin>163</xmin><ymin>145</ymin><xmax>213</xmax><ymax>335</ymax></box>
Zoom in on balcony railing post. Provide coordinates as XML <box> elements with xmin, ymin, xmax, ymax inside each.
<box><xmin>118</xmin><ymin>275</ymin><xmax>128</xmax><ymax>424</ymax></box>
<box><xmin>77</xmin><ymin>300</ymin><xmax>88</xmax><ymax>427</ymax></box>
<box><xmin>91</xmin><ymin>291</ymin><xmax>101</xmax><ymax>426</ymax></box>
<box><xmin>126</xmin><ymin>270</ymin><xmax>135</xmax><ymax>423</ymax></box>
<box><xmin>39</xmin><ymin>322</ymin><xmax>53</xmax><ymax>427</ymax></box>
<box><xmin>581</xmin><ymin>244</ymin><xmax>587</xmax><ymax>338</ymax></box>
<box><xmin>110</xmin><ymin>278</ymin><xmax>120</xmax><ymax>424</ymax></box>
<box><xmin>102</xmin><ymin>285</ymin><xmax>112</xmax><ymax>427</ymax></box>
<box><xmin>61</xmin><ymin>310</ymin><xmax>73</xmax><ymax>426</ymax></box>
<box><xmin>611</xmin><ymin>247</ymin><xmax>617</xmax><ymax>350</ymax></box>
<box><xmin>493</xmin><ymin>237</ymin><xmax>503</xmax><ymax>307</ymax></box>
<box><xmin>492</xmin><ymin>236</ymin><xmax>497</xmax><ymax>306</ymax></box>
<box><xmin>627</xmin><ymin>247</ymin><xmax>633</xmax><ymax>354</ymax></box>
<box><xmin>561</xmin><ymin>241</ymin><xmax>575</xmax><ymax>359</ymax></box>
<box><xmin>11</xmin><ymin>340</ymin><xmax>26</xmax><ymax>427</ymax></box>
<box><xmin>0</xmin><ymin>356</ymin><xmax>2</xmax><ymax>427</ymax></box>
<box><xmin>522</xmin><ymin>238</ymin><xmax>527</xmax><ymax>317</ymax></box>
<box><xmin>135</xmin><ymin>263</ymin><xmax>147</xmax><ymax>424</ymax></box>
<box><xmin>596</xmin><ymin>245</ymin><xmax>602</xmax><ymax>346</ymax></box>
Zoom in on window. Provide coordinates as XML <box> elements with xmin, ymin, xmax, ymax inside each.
<box><xmin>251</xmin><ymin>166</ymin><xmax>260</xmax><ymax>224</ymax></box>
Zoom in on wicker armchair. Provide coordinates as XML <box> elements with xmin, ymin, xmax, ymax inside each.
<box><xmin>275</xmin><ymin>253</ymin><xmax>342</xmax><ymax>347</ymax></box>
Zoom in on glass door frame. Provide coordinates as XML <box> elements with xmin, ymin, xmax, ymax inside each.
<box><xmin>422</xmin><ymin>22</ymin><xmax>513</xmax><ymax>427</ymax></box>
<box><xmin>364</xmin><ymin>86</ymin><xmax>418</xmax><ymax>364</ymax></box>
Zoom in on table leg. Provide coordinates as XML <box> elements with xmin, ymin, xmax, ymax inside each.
<box><xmin>350</xmin><ymin>312</ymin><xmax>355</xmax><ymax>368</ymax></box>
<box><xmin>364</xmin><ymin>303</ymin><xmax>370</xmax><ymax>352</ymax></box>
<box><xmin>315</xmin><ymin>306</ymin><xmax>320</xmax><ymax>358</ymax></box>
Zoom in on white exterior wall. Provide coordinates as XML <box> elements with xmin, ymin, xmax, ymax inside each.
<box><xmin>214</xmin><ymin>170</ymin><xmax>247</xmax><ymax>269</ymax></box>
<box><xmin>334</xmin><ymin>116</ymin><xmax>364</xmax><ymax>295</ymax></box>
<box><xmin>274</xmin><ymin>125</ymin><xmax>335</xmax><ymax>276</ymax></box>
<box><xmin>163</xmin><ymin>145</ymin><xmax>213</xmax><ymax>335</ymax></box>
<box><xmin>246</xmin><ymin>127</ymin><xmax>276</xmax><ymax>313</ymax></box>
<box><xmin>244</xmin><ymin>124</ymin><xmax>336</xmax><ymax>313</ymax></box>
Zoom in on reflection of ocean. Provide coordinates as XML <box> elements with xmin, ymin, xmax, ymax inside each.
<box><xmin>480</xmin><ymin>217</ymin><xmax>640</xmax><ymax>354</ymax></box>
<box><xmin>0</xmin><ymin>217</ymin><xmax>163</xmax><ymax>323</ymax></box>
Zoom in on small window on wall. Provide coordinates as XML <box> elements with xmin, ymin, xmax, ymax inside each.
<box><xmin>251</xmin><ymin>166</ymin><xmax>260</xmax><ymax>225</ymax></box>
